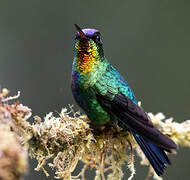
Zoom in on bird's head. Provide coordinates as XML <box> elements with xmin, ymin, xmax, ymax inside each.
<box><xmin>74</xmin><ymin>24</ymin><xmax>104</xmax><ymax>60</ymax></box>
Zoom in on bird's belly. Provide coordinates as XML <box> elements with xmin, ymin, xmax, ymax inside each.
<box><xmin>72</xmin><ymin>86</ymin><xmax>111</xmax><ymax>125</ymax></box>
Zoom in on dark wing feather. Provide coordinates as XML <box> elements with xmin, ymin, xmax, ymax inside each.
<box><xmin>96</xmin><ymin>92</ymin><xmax>177</xmax><ymax>150</ymax></box>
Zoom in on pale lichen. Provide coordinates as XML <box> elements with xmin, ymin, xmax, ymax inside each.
<box><xmin>27</xmin><ymin>107</ymin><xmax>137</xmax><ymax>180</ymax></box>
<box><xmin>1</xmin><ymin>88</ymin><xmax>190</xmax><ymax>180</ymax></box>
<box><xmin>27</xmin><ymin>108</ymin><xmax>190</xmax><ymax>180</ymax></box>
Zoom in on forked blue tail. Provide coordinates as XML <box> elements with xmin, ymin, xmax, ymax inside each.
<box><xmin>133</xmin><ymin>132</ymin><xmax>171</xmax><ymax>176</ymax></box>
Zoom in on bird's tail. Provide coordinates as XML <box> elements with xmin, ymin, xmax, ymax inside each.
<box><xmin>132</xmin><ymin>132</ymin><xmax>171</xmax><ymax>176</ymax></box>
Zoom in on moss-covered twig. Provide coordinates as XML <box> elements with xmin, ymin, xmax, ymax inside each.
<box><xmin>1</xmin><ymin>88</ymin><xmax>190</xmax><ymax>180</ymax></box>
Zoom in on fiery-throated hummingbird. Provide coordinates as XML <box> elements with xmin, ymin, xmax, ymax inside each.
<box><xmin>71</xmin><ymin>24</ymin><xmax>177</xmax><ymax>176</ymax></box>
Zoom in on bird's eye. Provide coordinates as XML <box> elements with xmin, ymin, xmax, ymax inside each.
<box><xmin>93</xmin><ymin>34</ymin><xmax>102</xmax><ymax>44</ymax></box>
<box><xmin>96</xmin><ymin>35</ymin><xmax>100</xmax><ymax>41</ymax></box>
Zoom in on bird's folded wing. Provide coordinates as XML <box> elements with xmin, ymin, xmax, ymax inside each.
<box><xmin>96</xmin><ymin>92</ymin><xmax>177</xmax><ymax>150</ymax></box>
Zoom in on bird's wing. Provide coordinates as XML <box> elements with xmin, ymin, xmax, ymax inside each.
<box><xmin>94</xmin><ymin>65</ymin><xmax>177</xmax><ymax>150</ymax></box>
<box><xmin>96</xmin><ymin>92</ymin><xmax>176</xmax><ymax>150</ymax></box>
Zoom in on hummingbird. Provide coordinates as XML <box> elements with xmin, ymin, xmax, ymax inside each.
<box><xmin>71</xmin><ymin>24</ymin><xmax>177</xmax><ymax>176</ymax></box>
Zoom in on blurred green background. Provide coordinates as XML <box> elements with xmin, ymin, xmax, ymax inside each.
<box><xmin>0</xmin><ymin>0</ymin><xmax>189</xmax><ymax>179</ymax></box>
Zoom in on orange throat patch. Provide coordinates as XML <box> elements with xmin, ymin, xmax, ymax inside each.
<box><xmin>75</xmin><ymin>41</ymin><xmax>99</xmax><ymax>74</ymax></box>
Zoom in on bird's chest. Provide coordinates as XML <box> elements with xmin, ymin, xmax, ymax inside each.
<box><xmin>71</xmin><ymin>70</ymin><xmax>96</xmax><ymax>105</ymax></box>
<box><xmin>71</xmin><ymin>72</ymin><xmax>111</xmax><ymax>125</ymax></box>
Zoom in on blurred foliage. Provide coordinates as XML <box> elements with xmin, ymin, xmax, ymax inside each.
<box><xmin>0</xmin><ymin>88</ymin><xmax>28</xmax><ymax>180</ymax></box>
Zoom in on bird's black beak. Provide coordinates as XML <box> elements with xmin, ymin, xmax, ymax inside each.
<box><xmin>74</xmin><ymin>24</ymin><xmax>87</xmax><ymax>40</ymax></box>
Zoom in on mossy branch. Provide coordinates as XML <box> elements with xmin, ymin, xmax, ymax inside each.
<box><xmin>0</xmin><ymin>88</ymin><xmax>190</xmax><ymax>180</ymax></box>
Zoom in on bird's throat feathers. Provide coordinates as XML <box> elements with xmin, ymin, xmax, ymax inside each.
<box><xmin>74</xmin><ymin>40</ymin><xmax>103</xmax><ymax>74</ymax></box>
